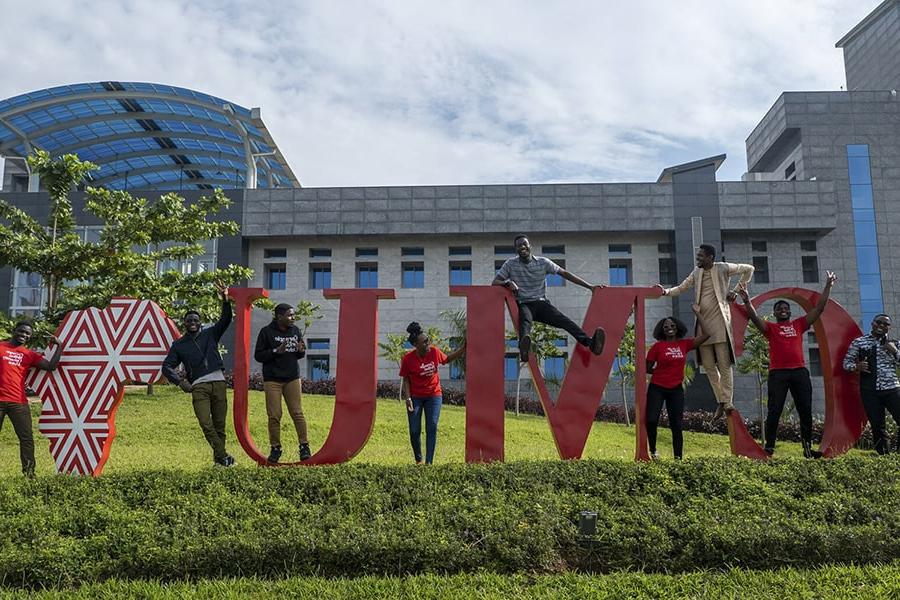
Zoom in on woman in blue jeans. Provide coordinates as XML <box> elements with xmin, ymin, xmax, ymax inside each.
<box><xmin>399</xmin><ymin>322</ymin><xmax>466</xmax><ymax>464</ymax></box>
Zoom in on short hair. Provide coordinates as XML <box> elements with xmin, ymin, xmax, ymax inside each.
<box><xmin>274</xmin><ymin>303</ymin><xmax>293</xmax><ymax>317</ymax></box>
<box><xmin>698</xmin><ymin>244</ymin><xmax>716</xmax><ymax>259</ymax></box>
<box><xmin>13</xmin><ymin>320</ymin><xmax>33</xmax><ymax>331</ymax></box>
<box><xmin>652</xmin><ymin>316</ymin><xmax>688</xmax><ymax>341</ymax></box>
<box><xmin>406</xmin><ymin>321</ymin><xmax>424</xmax><ymax>345</ymax></box>
<box><xmin>513</xmin><ymin>234</ymin><xmax>529</xmax><ymax>244</ymax></box>
<box><xmin>773</xmin><ymin>300</ymin><xmax>790</xmax><ymax>310</ymax></box>
<box><xmin>183</xmin><ymin>309</ymin><xmax>201</xmax><ymax>320</ymax></box>
<box><xmin>873</xmin><ymin>313</ymin><xmax>891</xmax><ymax>322</ymax></box>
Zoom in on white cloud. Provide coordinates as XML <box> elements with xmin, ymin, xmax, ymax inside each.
<box><xmin>0</xmin><ymin>0</ymin><xmax>879</xmax><ymax>186</ymax></box>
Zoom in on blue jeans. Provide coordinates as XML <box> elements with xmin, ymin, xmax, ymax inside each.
<box><xmin>407</xmin><ymin>396</ymin><xmax>442</xmax><ymax>464</ymax></box>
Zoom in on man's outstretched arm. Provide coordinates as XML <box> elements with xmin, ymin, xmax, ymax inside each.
<box><xmin>805</xmin><ymin>271</ymin><xmax>837</xmax><ymax>326</ymax></box>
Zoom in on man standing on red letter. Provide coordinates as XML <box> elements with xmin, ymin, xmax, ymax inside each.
<box><xmin>738</xmin><ymin>271</ymin><xmax>836</xmax><ymax>457</ymax></box>
<box><xmin>493</xmin><ymin>234</ymin><xmax>606</xmax><ymax>362</ymax></box>
<box><xmin>0</xmin><ymin>322</ymin><xmax>64</xmax><ymax>477</ymax></box>
<box><xmin>657</xmin><ymin>244</ymin><xmax>754</xmax><ymax>419</ymax></box>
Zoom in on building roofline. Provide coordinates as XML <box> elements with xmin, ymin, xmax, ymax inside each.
<box><xmin>836</xmin><ymin>0</ymin><xmax>898</xmax><ymax>48</ymax></box>
<box><xmin>657</xmin><ymin>154</ymin><xmax>726</xmax><ymax>183</ymax></box>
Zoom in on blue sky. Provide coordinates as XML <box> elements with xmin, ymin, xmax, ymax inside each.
<box><xmin>0</xmin><ymin>0</ymin><xmax>878</xmax><ymax>186</ymax></box>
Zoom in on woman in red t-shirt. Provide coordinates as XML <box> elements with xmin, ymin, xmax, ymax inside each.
<box><xmin>645</xmin><ymin>305</ymin><xmax>710</xmax><ymax>459</ymax></box>
<box><xmin>399</xmin><ymin>322</ymin><xmax>466</xmax><ymax>464</ymax></box>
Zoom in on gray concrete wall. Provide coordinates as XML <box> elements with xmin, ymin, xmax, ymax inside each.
<box><xmin>842</xmin><ymin>2</ymin><xmax>900</xmax><ymax>92</ymax></box>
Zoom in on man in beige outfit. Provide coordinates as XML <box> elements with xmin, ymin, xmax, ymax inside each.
<box><xmin>656</xmin><ymin>244</ymin><xmax>754</xmax><ymax>418</ymax></box>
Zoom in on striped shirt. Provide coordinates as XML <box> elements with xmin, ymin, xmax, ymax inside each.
<box><xmin>496</xmin><ymin>255</ymin><xmax>562</xmax><ymax>302</ymax></box>
<box><xmin>843</xmin><ymin>334</ymin><xmax>900</xmax><ymax>391</ymax></box>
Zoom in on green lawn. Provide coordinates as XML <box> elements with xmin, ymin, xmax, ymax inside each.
<box><xmin>0</xmin><ymin>385</ymin><xmax>818</xmax><ymax>476</ymax></box>
<box><xmin>3</xmin><ymin>566</ymin><xmax>900</xmax><ymax>599</ymax></box>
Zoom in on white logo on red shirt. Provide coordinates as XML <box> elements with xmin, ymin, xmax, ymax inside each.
<box><xmin>2</xmin><ymin>349</ymin><xmax>26</xmax><ymax>368</ymax></box>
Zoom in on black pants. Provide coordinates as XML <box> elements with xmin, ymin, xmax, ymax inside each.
<box><xmin>0</xmin><ymin>401</ymin><xmax>35</xmax><ymax>475</ymax></box>
<box><xmin>646</xmin><ymin>383</ymin><xmax>684</xmax><ymax>458</ymax></box>
<box><xmin>518</xmin><ymin>299</ymin><xmax>590</xmax><ymax>347</ymax></box>
<box><xmin>860</xmin><ymin>388</ymin><xmax>900</xmax><ymax>455</ymax></box>
<box><xmin>765</xmin><ymin>368</ymin><xmax>813</xmax><ymax>451</ymax></box>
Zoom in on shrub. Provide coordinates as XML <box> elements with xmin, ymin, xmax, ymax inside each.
<box><xmin>0</xmin><ymin>457</ymin><xmax>899</xmax><ymax>587</ymax></box>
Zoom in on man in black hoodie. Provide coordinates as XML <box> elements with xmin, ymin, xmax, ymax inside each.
<box><xmin>162</xmin><ymin>283</ymin><xmax>235</xmax><ymax>467</ymax></box>
<box><xmin>254</xmin><ymin>303</ymin><xmax>310</xmax><ymax>463</ymax></box>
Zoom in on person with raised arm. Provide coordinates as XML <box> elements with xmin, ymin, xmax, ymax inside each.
<box><xmin>0</xmin><ymin>322</ymin><xmax>64</xmax><ymax>477</ymax></box>
<box><xmin>738</xmin><ymin>271</ymin><xmax>836</xmax><ymax>458</ymax></box>
<box><xmin>655</xmin><ymin>244</ymin><xmax>754</xmax><ymax>419</ymax></box>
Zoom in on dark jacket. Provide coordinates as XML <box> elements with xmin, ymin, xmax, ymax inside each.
<box><xmin>162</xmin><ymin>299</ymin><xmax>233</xmax><ymax>385</ymax></box>
<box><xmin>254</xmin><ymin>320</ymin><xmax>306</xmax><ymax>382</ymax></box>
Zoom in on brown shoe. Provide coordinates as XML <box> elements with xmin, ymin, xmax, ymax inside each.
<box><xmin>712</xmin><ymin>403</ymin><xmax>725</xmax><ymax>420</ymax></box>
<box><xmin>591</xmin><ymin>327</ymin><xmax>606</xmax><ymax>355</ymax></box>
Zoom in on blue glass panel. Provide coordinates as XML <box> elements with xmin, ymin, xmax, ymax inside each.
<box><xmin>311</xmin><ymin>268</ymin><xmax>332</xmax><ymax>289</ymax></box>
<box><xmin>553</xmin><ymin>338</ymin><xmax>567</xmax><ymax>347</ymax></box>
<box><xmin>308</xmin><ymin>339</ymin><xmax>330</xmax><ymax>350</ymax></box>
<box><xmin>858</xmin><ymin>273</ymin><xmax>883</xmax><ymax>300</ymax></box>
<box><xmin>854</xmin><ymin>219</ymin><xmax>877</xmax><ymax>243</ymax></box>
<box><xmin>449</xmin><ymin>266</ymin><xmax>472</xmax><ymax>285</ymax></box>
<box><xmin>544</xmin><ymin>356</ymin><xmax>566</xmax><ymax>380</ymax></box>
<box><xmin>402</xmin><ymin>265</ymin><xmax>425</xmax><ymax>288</ymax></box>
<box><xmin>856</xmin><ymin>246</ymin><xmax>881</xmax><ymax>275</ymax></box>
<box><xmin>847</xmin><ymin>144</ymin><xmax>870</xmax><ymax>158</ymax></box>
<box><xmin>506</xmin><ymin>339</ymin><xmax>519</xmax><ymax>349</ymax></box>
<box><xmin>609</xmin><ymin>266</ymin><xmax>628</xmax><ymax>286</ymax></box>
<box><xmin>266</xmin><ymin>268</ymin><xmax>286</xmax><ymax>290</ymax></box>
<box><xmin>852</xmin><ymin>208</ymin><xmax>875</xmax><ymax>225</ymax></box>
<box><xmin>546</xmin><ymin>273</ymin><xmax>564</xmax><ymax>287</ymax></box>
<box><xmin>309</xmin><ymin>357</ymin><xmax>330</xmax><ymax>381</ymax></box>
<box><xmin>848</xmin><ymin>156</ymin><xmax>872</xmax><ymax>185</ymax></box>
<box><xmin>357</xmin><ymin>268</ymin><xmax>378</xmax><ymax>288</ymax></box>
<box><xmin>850</xmin><ymin>184</ymin><xmax>874</xmax><ymax>209</ymax></box>
<box><xmin>504</xmin><ymin>356</ymin><xmax>519</xmax><ymax>380</ymax></box>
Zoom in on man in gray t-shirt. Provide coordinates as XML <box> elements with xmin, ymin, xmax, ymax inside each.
<box><xmin>493</xmin><ymin>234</ymin><xmax>606</xmax><ymax>362</ymax></box>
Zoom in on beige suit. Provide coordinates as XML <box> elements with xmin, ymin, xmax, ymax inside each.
<box><xmin>664</xmin><ymin>262</ymin><xmax>754</xmax><ymax>406</ymax></box>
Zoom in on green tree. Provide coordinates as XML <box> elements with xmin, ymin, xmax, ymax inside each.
<box><xmin>614</xmin><ymin>322</ymin><xmax>636</xmax><ymax>426</ymax></box>
<box><xmin>293</xmin><ymin>299</ymin><xmax>323</xmax><ymax>337</ymax></box>
<box><xmin>0</xmin><ymin>150</ymin><xmax>255</xmax><ymax>329</ymax></box>
<box><xmin>439</xmin><ymin>308</ymin><xmax>467</xmax><ymax>378</ymax></box>
<box><xmin>737</xmin><ymin>318</ymin><xmax>771</xmax><ymax>441</ymax></box>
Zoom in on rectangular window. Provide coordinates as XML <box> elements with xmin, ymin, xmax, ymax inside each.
<box><xmin>449</xmin><ymin>362</ymin><xmax>463</xmax><ymax>380</ymax></box>
<box><xmin>495</xmin><ymin>245</ymin><xmax>516</xmax><ymax>255</ymax></box>
<box><xmin>800</xmin><ymin>240</ymin><xmax>817</xmax><ymax>252</ymax></box>
<box><xmin>307</xmin><ymin>338</ymin><xmax>330</xmax><ymax>350</ymax></box>
<box><xmin>751</xmin><ymin>241</ymin><xmax>767</xmax><ymax>252</ymax></box>
<box><xmin>449</xmin><ymin>261</ymin><xmax>472</xmax><ymax>285</ymax></box>
<box><xmin>657</xmin><ymin>243</ymin><xmax>673</xmax><ymax>254</ymax></box>
<box><xmin>308</xmin><ymin>356</ymin><xmax>330</xmax><ymax>381</ymax></box>
<box><xmin>356</xmin><ymin>263</ymin><xmax>378</xmax><ymax>288</ymax></box>
<box><xmin>609</xmin><ymin>259</ymin><xmax>632</xmax><ymax>285</ymax></box>
<box><xmin>309</xmin><ymin>264</ymin><xmax>332</xmax><ymax>289</ymax></box>
<box><xmin>546</xmin><ymin>259</ymin><xmax>566</xmax><ymax>287</ymax></box>
<box><xmin>752</xmin><ymin>256</ymin><xmax>769</xmax><ymax>284</ymax></box>
<box><xmin>504</xmin><ymin>354</ymin><xmax>520</xmax><ymax>380</ymax></box>
<box><xmin>542</xmin><ymin>245</ymin><xmax>565</xmax><ymax>255</ymax></box>
<box><xmin>495</xmin><ymin>259</ymin><xmax>506</xmax><ymax>272</ymax></box>
<box><xmin>802</xmin><ymin>256</ymin><xmax>819</xmax><ymax>283</ymax></box>
<box><xmin>608</xmin><ymin>244</ymin><xmax>631</xmax><ymax>256</ymax></box>
<box><xmin>264</xmin><ymin>248</ymin><xmax>287</xmax><ymax>258</ymax></box>
<box><xmin>847</xmin><ymin>143</ymin><xmax>883</xmax><ymax>327</ymax></box>
<box><xmin>402</xmin><ymin>262</ymin><xmax>425</xmax><ymax>288</ymax></box>
<box><xmin>544</xmin><ymin>355</ymin><xmax>567</xmax><ymax>380</ymax></box>
<box><xmin>784</xmin><ymin>162</ymin><xmax>796</xmax><ymax>181</ymax></box>
<box><xmin>401</xmin><ymin>247</ymin><xmax>424</xmax><ymax>256</ymax></box>
<box><xmin>265</xmin><ymin>264</ymin><xmax>286</xmax><ymax>290</ymax></box>
<box><xmin>356</xmin><ymin>248</ymin><xmax>378</xmax><ymax>257</ymax></box>
<box><xmin>309</xmin><ymin>248</ymin><xmax>331</xmax><ymax>258</ymax></box>
<box><xmin>658</xmin><ymin>257</ymin><xmax>676</xmax><ymax>285</ymax></box>
<box><xmin>449</xmin><ymin>246</ymin><xmax>471</xmax><ymax>256</ymax></box>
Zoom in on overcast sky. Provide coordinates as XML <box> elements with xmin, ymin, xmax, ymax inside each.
<box><xmin>0</xmin><ymin>0</ymin><xmax>879</xmax><ymax>186</ymax></box>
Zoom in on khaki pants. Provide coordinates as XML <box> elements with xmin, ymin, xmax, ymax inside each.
<box><xmin>191</xmin><ymin>382</ymin><xmax>228</xmax><ymax>462</ymax></box>
<box><xmin>0</xmin><ymin>401</ymin><xmax>35</xmax><ymax>475</ymax></box>
<box><xmin>698</xmin><ymin>342</ymin><xmax>734</xmax><ymax>405</ymax></box>
<box><xmin>264</xmin><ymin>379</ymin><xmax>308</xmax><ymax>447</ymax></box>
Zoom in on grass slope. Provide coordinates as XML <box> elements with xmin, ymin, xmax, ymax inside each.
<box><xmin>0</xmin><ymin>386</ymin><xmax>818</xmax><ymax>476</ymax></box>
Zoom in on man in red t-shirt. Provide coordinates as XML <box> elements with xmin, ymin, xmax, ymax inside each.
<box><xmin>738</xmin><ymin>271</ymin><xmax>836</xmax><ymax>458</ymax></box>
<box><xmin>0</xmin><ymin>322</ymin><xmax>64</xmax><ymax>476</ymax></box>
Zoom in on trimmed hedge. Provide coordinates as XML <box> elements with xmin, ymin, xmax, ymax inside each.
<box><xmin>1</xmin><ymin>457</ymin><xmax>900</xmax><ymax>587</ymax></box>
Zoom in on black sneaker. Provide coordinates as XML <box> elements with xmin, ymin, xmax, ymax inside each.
<box><xmin>214</xmin><ymin>454</ymin><xmax>236</xmax><ymax>468</ymax></box>
<box><xmin>520</xmin><ymin>334</ymin><xmax>531</xmax><ymax>363</ymax></box>
<box><xmin>299</xmin><ymin>443</ymin><xmax>312</xmax><ymax>461</ymax></box>
<box><xmin>591</xmin><ymin>328</ymin><xmax>606</xmax><ymax>355</ymax></box>
<box><xmin>764</xmin><ymin>447</ymin><xmax>774</xmax><ymax>456</ymax></box>
<box><xmin>267</xmin><ymin>445</ymin><xmax>283</xmax><ymax>463</ymax></box>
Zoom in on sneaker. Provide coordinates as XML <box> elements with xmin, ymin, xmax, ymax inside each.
<box><xmin>268</xmin><ymin>445</ymin><xmax>283</xmax><ymax>463</ymax></box>
<box><xmin>214</xmin><ymin>454</ymin><xmax>236</xmax><ymax>468</ymax></box>
<box><xmin>802</xmin><ymin>441</ymin><xmax>822</xmax><ymax>459</ymax></box>
<box><xmin>764</xmin><ymin>447</ymin><xmax>775</xmax><ymax>456</ymax></box>
<box><xmin>712</xmin><ymin>404</ymin><xmax>725</xmax><ymax>420</ymax></box>
<box><xmin>519</xmin><ymin>334</ymin><xmax>531</xmax><ymax>363</ymax></box>
<box><xmin>650</xmin><ymin>451</ymin><xmax>660</xmax><ymax>460</ymax></box>
<box><xmin>299</xmin><ymin>443</ymin><xmax>312</xmax><ymax>461</ymax></box>
<box><xmin>591</xmin><ymin>327</ymin><xmax>606</xmax><ymax>355</ymax></box>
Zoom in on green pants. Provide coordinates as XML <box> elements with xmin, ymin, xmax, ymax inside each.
<box><xmin>0</xmin><ymin>401</ymin><xmax>35</xmax><ymax>476</ymax></box>
<box><xmin>191</xmin><ymin>382</ymin><xmax>228</xmax><ymax>462</ymax></box>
